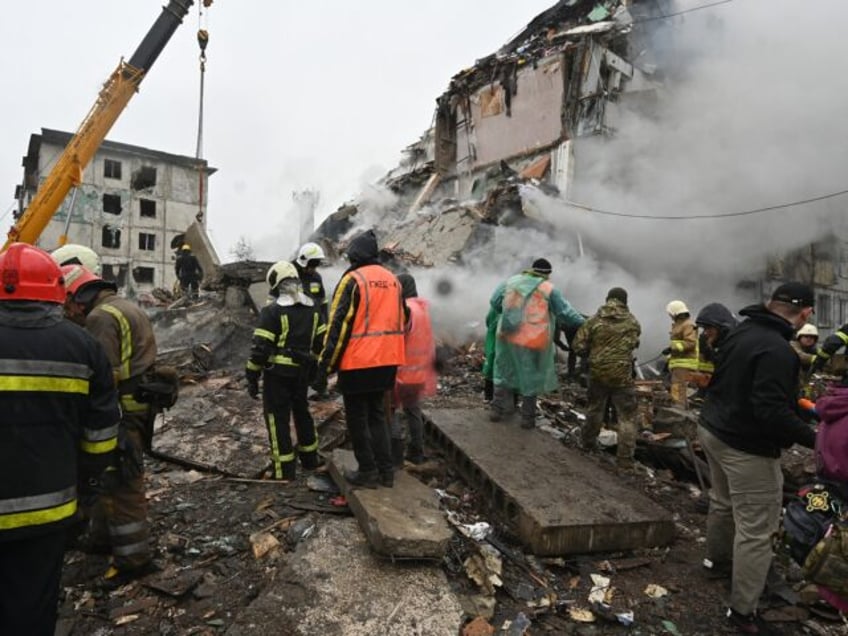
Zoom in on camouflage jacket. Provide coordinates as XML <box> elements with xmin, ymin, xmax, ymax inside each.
<box><xmin>572</xmin><ymin>299</ymin><xmax>641</xmax><ymax>386</ymax></box>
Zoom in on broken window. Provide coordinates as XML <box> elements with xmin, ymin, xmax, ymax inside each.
<box><xmin>102</xmin><ymin>264</ymin><xmax>128</xmax><ymax>288</ymax></box>
<box><xmin>131</xmin><ymin>166</ymin><xmax>157</xmax><ymax>191</ymax></box>
<box><xmin>104</xmin><ymin>159</ymin><xmax>122</xmax><ymax>180</ymax></box>
<box><xmin>101</xmin><ymin>225</ymin><xmax>121</xmax><ymax>249</ymax></box>
<box><xmin>102</xmin><ymin>193</ymin><xmax>122</xmax><ymax>215</ymax></box>
<box><xmin>139</xmin><ymin>198</ymin><xmax>156</xmax><ymax>218</ymax></box>
<box><xmin>817</xmin><ymin>293</ymin><xmax>833</xmax><ymax>328</ymax></box>
<box><xmin>138</xmin><ymin>232</ymin><xmax>156</xmax><ymax>251</ymax></box>
<box><xmin>133</xmin><ymin>266</ymin><xmax>155</xmax><ymax>284</ymax></box>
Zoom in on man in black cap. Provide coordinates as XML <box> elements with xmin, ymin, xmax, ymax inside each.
<box><xmin>698</xmin><ymin>282</ymin><xmax>817</xmax><ymax>633</ymax></box>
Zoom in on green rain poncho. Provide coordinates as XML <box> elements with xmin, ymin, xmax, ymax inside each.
<box><xmin>489</xmin><ymin>271</ymin><xmax>584</xmax><ymax>395</ymax></box>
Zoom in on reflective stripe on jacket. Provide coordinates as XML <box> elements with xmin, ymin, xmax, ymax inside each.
<box><xmin>668</xmin><ymin>317</ymin><xmax>699</xmax><ymax>371</ymax></box>
<box><xmin>338</xmin><ymin>265</ymin><xmax>405</xmax><ymax>371</ymax></box>
<box><xmin>87</xmin><ymin>294</ymin><xmax>157</xmax><ymax>413</ymax></box>
<box><xmin>0</xmin><ymin>303</ymin><xmax>120</xmax><ymax>541</ymax></box>
<box><xmin>247</xmin><ymin>301</ymin><xmax>324</xmax><ymax>377</ymax></box>
<box><xmin>396</xmin><ymin>297</ymin><xmax>437</xmax><ymax>396</ymax></box>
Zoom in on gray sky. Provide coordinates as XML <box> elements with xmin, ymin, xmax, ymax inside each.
<box><xmin>0</xmin><ymin>0</ymin><xmax>555</xmax><ymax>261</ymax></box>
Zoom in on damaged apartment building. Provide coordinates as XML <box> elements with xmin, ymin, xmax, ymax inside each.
<box><xmin>15</xmin><ymin>128</ymin><xmax>219</xmax><ymax>294</ymax></box>
<box><xmin>314</xmin><ymin>0</ymin><xmax>848</xmax><ymax>337</ymax></box>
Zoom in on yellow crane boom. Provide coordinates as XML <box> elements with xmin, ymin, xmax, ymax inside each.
<box><xmin>4</xmin><ymin>0</ymin><xmax>195</xmax><ymax>251</ymax></box>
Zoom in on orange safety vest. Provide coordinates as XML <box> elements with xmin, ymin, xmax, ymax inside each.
<box><xmin>396</xmin><ymin>297</ymin><xmax>437</xmax><ymax>396</ymax></box>
<box><xmin>339</xmin><ymin>265</ymin><xmax>406</xmax><ymax>371</ymax></box>
<box><xmin>502</xmin><ymin>279</ymin><xmax>553</xmax><ymax>351</ymax></box>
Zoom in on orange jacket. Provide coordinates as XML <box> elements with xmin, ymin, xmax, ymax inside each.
<box><xmin>396</xmin><ymin>297</ymin><xmax>437</xmax><ymax>396</ymax></box>
<box><xmin>338</xmin><ymin>265</ymin><xmax>405</xmax><ymax>371</ymax></box>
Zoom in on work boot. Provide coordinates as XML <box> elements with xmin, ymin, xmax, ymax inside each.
<box><xmin>725</xmin><ymin>608</ymin><xmax>783</xmax><ymax>635</ymax></box>
<box><xmin>379</xmin><ymin>472</ymin><xmax>394</xmax><ymax>488</ymax></box>
<box><xmin>343</xmin><ymin>468</ymin><xmax>379</xmax><ymax>489</ymax></box>
<box><xmin>405</xmin><ymin>446</ymin><xmax>426</xmax><ymax>465</ymax></box>
<box><xmin>300</xmin><ymin>452</ymin><xmax>325</xmax><ymax>472</ymax></box>
<box><xmin>520</xmin><ymin>418</ymin><xmax>535</xmax><ymax>430</ymax></box>
<box><xmin>391</xmin><ymin>438</ymin><xmax>405</xmax><ymax>470</ymax></box>
<box><xmin>483</xmin><ymin>379</ymin><xmax>494</xmax><ymax>403</ymax></box>
<box><xmin>100</xmin><ymin>560</ymin><xmax>159</xmax><ymax>590</ymax></box>
<box><xmin>489</xmin><ymin>409</ymin><xmax>503</xmax><ymax>422</ymax></box>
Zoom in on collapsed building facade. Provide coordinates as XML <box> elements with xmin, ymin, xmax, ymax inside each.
<box><xmin>314</xmin><ymin>0</ymin><xmax>848</xmax><ymax>338</ymax></box>
<box><xmin>15</xmin><ymin>128</ymin><xmax>220</xmax><ymax>294</ymax></box>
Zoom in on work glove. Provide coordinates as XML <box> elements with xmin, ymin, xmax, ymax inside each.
<box><xmin>310</xmin><ymin>366</ymin><xmax>328</xmax><ymax>394</ymax></box>
<box><xmin>809</xmin><ymin>355</ymin><xmax>825</xmax><ymax>374</ymax></box>
<box><xmin>246</xmin><ymin>370</ymin><xmax>260</xmax><ymax>399</ymax></box>
<box><xmin>661</xmin><ymin>347</ymin><xmax>672</xmax><ymax>356</ymax></box>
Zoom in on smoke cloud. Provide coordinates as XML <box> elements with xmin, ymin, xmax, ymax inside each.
<box><xmin>427</xmin><ymin>0</ymin><xmax>848</xmax><ymax>358</ymax></box>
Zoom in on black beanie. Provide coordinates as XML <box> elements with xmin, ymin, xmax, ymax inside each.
<box><xmin>531</xmin><ymin>258</ymin><xmax>552</xmax><ymax>275</ymax></box>
<box><xmin>607</xmin><ymin>287</ymin><xmax>628</xmax><ymax>304</ymax></box>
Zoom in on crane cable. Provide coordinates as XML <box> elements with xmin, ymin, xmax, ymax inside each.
<box><xmin>195</xmin><ymin>1</ymin><xmax>211</xmax><ymax>223</ymax></box>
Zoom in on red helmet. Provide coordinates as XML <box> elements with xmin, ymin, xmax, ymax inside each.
<box><xmin>0</xmin><ymin>243</ymin><xmax>66</xmax><ymax>304</ymax></box>
<box><xmin>61</xmin><ymin>264</ymin><xmax>116</xmax><ymax>303</ymax></box>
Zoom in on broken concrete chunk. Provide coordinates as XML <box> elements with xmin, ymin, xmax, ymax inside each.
<box><xmin>249</xmin><ymin>531</ymin><xmax>280</xmax><ymax>559</ymax></box>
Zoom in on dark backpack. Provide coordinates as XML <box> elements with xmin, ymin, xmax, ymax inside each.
<box><xmin>781</xmin><ymin>482</ymin><xmax>843</xmax><ymax>566</ymax></box>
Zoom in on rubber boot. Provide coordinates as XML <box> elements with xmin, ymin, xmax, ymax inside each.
<box><xmin>391</xmin><ymin>438</ymin><xmax>405</xmax><ymax>470</ymax></box>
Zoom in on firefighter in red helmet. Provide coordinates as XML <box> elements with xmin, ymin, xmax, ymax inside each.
<box><xmin>62</xmin><ymin>264</ymin><xmax>158</xmax><ymax>584</ymax></box>
<box><xmin>0</xmin><ymin>244</ymin><xmax>119</xmax><ymax>634</ymax></box>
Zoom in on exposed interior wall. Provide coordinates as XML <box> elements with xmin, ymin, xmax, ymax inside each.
<box><xmin>458</xmin><ymin>56</ymin><xmax>565</xmax><ymax>172</ymax></box>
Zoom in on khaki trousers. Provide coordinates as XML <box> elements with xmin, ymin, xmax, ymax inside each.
<box><xmin>698</xmin><ymin>425</ymin><xmax>783</xmax><ymax>615</ymax></box>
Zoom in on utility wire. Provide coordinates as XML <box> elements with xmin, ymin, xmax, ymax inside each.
<box><xmin>564</xmin><ymin>188</ymin><xmax>848</xmax><ymax>221</ymax></box>
<box><xmin>634</xmin><ymin>0</ymin><xmax>734</xmax><ymax>24</ymax></box>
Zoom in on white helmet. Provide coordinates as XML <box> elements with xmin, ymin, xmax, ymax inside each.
<box><xmin>51</xmin><ymin>244</ymin><xmax>101</xmax><ymax>276</ymax></box>
<box><xmin>797</xmin><ymin>323</ymin><xmax>819</xmax><ymax>338</ymax></box>
<box><xmin>666</xmin><ymin>300</ymin><xmax>689</xmax><ymax>318</ymax></box>
<box><xmin>296</xmin><ymin>242</ymin><xmax>325</xmax><ymax>268</ymax></box>
<box><xmin>266</xmin><ymin>261</ymin><xmax>299</xmax><ymax>291</ymax></box>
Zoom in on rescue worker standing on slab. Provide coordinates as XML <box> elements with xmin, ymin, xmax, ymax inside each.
<box><xmin>663</xmin><ymin>300</ymin><xmax>698</xmax><ymax>408</ymax></box>
<box><xmin>0</xmin><ymin>244</ymin><xmax>119</xmax><ymax>635</ymax></box>
<box><xmin>316</xmin><ymin>229</ymin><xmax>405</xmax><ymax>489</ymax></box>
<box><xmin>488</xmin><ymin>258</ymin><xmax>584</xmax><ymax>429</ymax></box>
<box><xmin>572</xmin><ymin>287</ymin><xmax>641</xmax><ymax>470</ymax></box>
<box><xmin>391</xmin><ymin>273</ymin><xmax>437</xmax><ymax>466</ymax></box>
<box><xmin>174</xmin><ymin>243</ymin><xmax>203</xmax><ymax>300</ymax></box>
<box><xmin>293</xmin><ymin>242</ymin><xmax>329</xmax><ymax>398</ymax></box>
<box><xmin>246</xmin><ymin>261</ymin><xmax>326</xmax><ymax>481</ymax></box>
<box><xmin>62</xmin><ymin>265</ymin><xmax>158</xmax><ymax>584</ymax></box>
<box><xmin>698</xmin><ymin>282</ymin><xmax>817</xmax><ymax>634</ymax></box>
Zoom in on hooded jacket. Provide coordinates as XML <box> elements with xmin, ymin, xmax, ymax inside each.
<box><xmin>572</xmin><ymin>298</ymin><xmax>641</xmax><ymax>386</ymax></box>
<box><xmin>700</xmin><ymin>304</ymin><xmax>816</xmax><ymax>457</ymax></box>
<box><xmin>814</xmin><ymin>385</ymin><xmax>848</xmax><ymax>482</ymax></box>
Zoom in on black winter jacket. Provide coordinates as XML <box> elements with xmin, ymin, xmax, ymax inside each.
<box><xmin>700</xmin><ymin>304</ymin><xmax>816</xmax><ymax>457</ymax></box>
<box><xmin>0</xmin><ymin>302</ymin><xmax>120</xmax><ymax>542</ymax></box>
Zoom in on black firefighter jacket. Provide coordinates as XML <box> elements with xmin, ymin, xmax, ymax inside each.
<box><xmin>247</xmin><ymin>300</ymin><xmax>324</xmax><ymax>380</ymax></box>
<box><xmin>700</xmin><ymin>304</ymin><xmax>816</xmax><ymax>458</ymax></box>
<box><xmin>0</xmin><ymin>302</ymin><xmax>120</xmax><ymax>542</ymax></box>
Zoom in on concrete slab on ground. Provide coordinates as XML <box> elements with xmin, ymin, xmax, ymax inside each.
<box><xmin>327</xmin><ymin>449</ymin><xmax>452</xmax><ymax>559</ymax></box>
<box><xmin>427</xmin><ymin>408</ymin><xmax>676</xmax><ymax>555</ymax></box>
<box><xmin>226</xmin><ymin>518</ymin><xmax>463</xmax><ymax>636</ymax></box>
